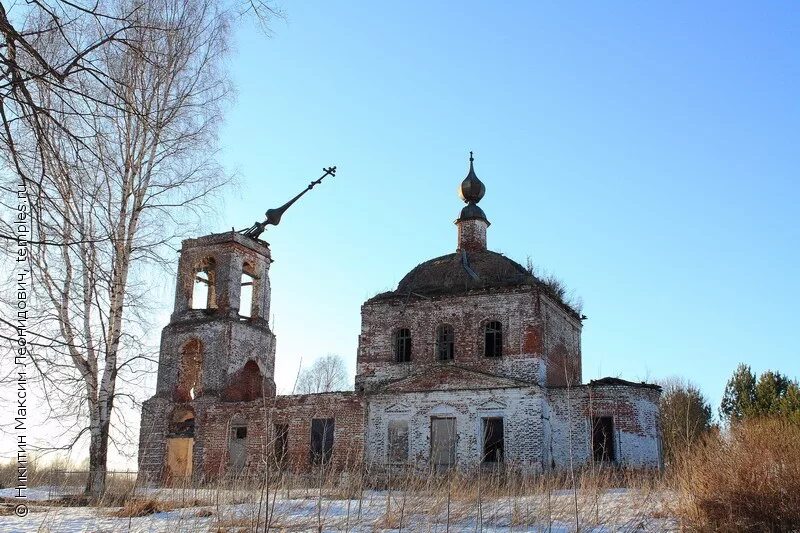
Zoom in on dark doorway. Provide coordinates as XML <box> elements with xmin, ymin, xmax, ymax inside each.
<box><xmin>482</xmin><ymin>417</ymin><xmax>504</xmax><ymax>463</ymax></box>
<box><xmin>311</xmin><ymin>418</ymin><xmax>334</xmax><ymax>465</ymax></box>
<box><xmin>592</xmin><ymin>416</ymin><xmax>615</xmax><ymax>462</ymax></box>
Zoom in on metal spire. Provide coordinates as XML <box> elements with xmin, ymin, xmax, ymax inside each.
<box><xmin>240</xmin><ymin>166</ymin><xmax>336</xmax><ymax>239</ymax></box>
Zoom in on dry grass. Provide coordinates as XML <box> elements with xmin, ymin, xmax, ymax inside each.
<box><xmin>0</xmin><ymin>462</ymin><xmax>675</xmax><ymax>531</ymax></box>
<box><xmin>670</xmin><ymin>417</ymin><xmax>800</xmax><ymax>531</ymax></box>
<box><xmin>185</xmin><ymin>464</ymin><xmax>669</xmax><ymax>531</ymax></box>
<box><xmin>109</xmin><ymin>496</ymin><xmax>210</xmax><ymax>517</ymax></box>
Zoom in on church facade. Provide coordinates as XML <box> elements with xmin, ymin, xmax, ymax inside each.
<box><xmin>138</xmin><ymin>156</ymin><xmax>661</xmax><ymax>483</ymax></box>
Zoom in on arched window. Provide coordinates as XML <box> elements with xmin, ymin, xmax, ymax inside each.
<box><xmin>174</xmin><ymin>339</ymin><xmax>202</xmax><ymax>402</ymax></box>
<box><xmin>240</xmin><ymin>271</ymin><xmax>254</xmax><ymax>319</ymax></box>
<box><xmin>435</xmin><ymin>324</ymin><xmax>454</xmax><ymax>361</ymax></box>
<box><xmin>190</xmin><ymin>258</ymin><xmax>216</xmax><ymax>310</ymax></box>
<box><xmin>239</xmin><ymin>262</ymin><xmax>258</xmax><ymax>319</ymax></box>
<box><xmin>484</xmin><ymin>321</ymin><xmax>503</xmax><ymax>358</ymax></box>
<box><xmin>394</xmin><ymin>328</ymin><xmax>412</xmax><ymax>363</ymax></box>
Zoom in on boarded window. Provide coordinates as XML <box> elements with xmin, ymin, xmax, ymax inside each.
<box><xmin>482</xmin><ymin>417</ymin><xmax>504</xmax><ymax>463</ymax></box>
<box><xmin>394</xmin><ymin>328</ymin><xmax>412</xmax><ymax>363</ymax></box>
<box><xmin>229</xmin><ymin>424</ymin><xmax>247</xmax><ymax>473</ymax></box>
<box><xmin>592</xmin><ymin>416</ymin><xmax>615</xmax><ymax>462</ymax></box>
<box><xmin>311</xmin><ymin>418</ymin><xmax>334</xmax><ymax>465</ymax></box>
<box><xmin>387</xmin><ymin>420</ymin><xmax>409</xmax><ymax>464</ymax></box>
<box><xmin>274</xmin><ymin>423</ymin><xmax>289</xmax><ymax>468</ymax></box>
<box><xmin>484</xmin><ymin>321</ymin><xmax>503</xmax><ymax>358</ymax></box>
<box><xmin>436</xmin><ymin>324</ymin><xmax>454</xmax><ymax>361</ymax></box>
<box><xmin>430</xmin><ymin>417</ymin><xmax>456</xmax><ymax>467</ymax></box>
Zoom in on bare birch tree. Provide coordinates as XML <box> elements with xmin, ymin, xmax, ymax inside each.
<box><xmin>295</xmin><ymin>354</ymin><xmax>350</xmax><ymax>394</ymax></box>
<box><xmin>0</xmin><ymin>0</ymin><xmax>279</xmax><ymax>499</ymax></box>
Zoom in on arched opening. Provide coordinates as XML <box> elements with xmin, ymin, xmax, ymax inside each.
<box><xmin>484</xmin><ymin>321</ymin><xmax>503</xmax><ymax>358</ymax></box>
<box><xmin>239</xmin><ymin>264</ymin><xmax>255</xmax><ymax>319</ymax></box>
<box><xmin>393</xmin><ymin>328</ymin><xmax>412</xmax><ymax>363</ymax></box>
<box><xmin>435</xmin><ymin>324</ymin><xmax>454</xmax><ymax>361</ymax></box>
<box><xmin>190</xmin><ymin>258</ymin><xmax>217</xmax><ymax>310</ymax></box>
<box><xmin>166</xmin><ymin>407</ymin><xmax>195</xmax><ymax>484</ymax></box>
<box><xmin>174</xmin><ymin>339</ymin><xmax>202</xmax><ymax>402</ymax></box>
<box><xmin>222</xmin><ymin>360</ymin><xmax>264</xmax><ymax>402</ymax></box>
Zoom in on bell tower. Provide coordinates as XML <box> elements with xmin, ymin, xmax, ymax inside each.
<box><xmin>156</xmin><ymin>231</ymin><xmax>277</xmax><ymax>401</ymax></box>
<box><xmin>139</xmin><ymin>166</ymin><xmax>336</xmax><ymax>484</ymax></box>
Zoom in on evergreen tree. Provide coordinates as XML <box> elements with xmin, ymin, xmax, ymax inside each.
<box><xmin>720</xmin><ymin>364</ymin><xmax>756</xmax><ymax>421</ymax></box>
<box><xmin>754</xmin><ymin>370</ymin><xmax>791</xmax><ymax>415</ymax></box>
<box><xmin>780</xmin><ymin>382</ymin><xmax>800</xmax><ymax>423</ymax></box>
<box><xmin>720</xmin><ymin>364</ymin><xmax>800</xmax><ymax>423</ymax></box>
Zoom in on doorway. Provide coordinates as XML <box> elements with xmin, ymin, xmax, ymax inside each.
<box><xmin>430</xmin><ymin>417</ymin><xmax>456</xmax><ymax>469</ymax></box>
<box><xmin>166</xmin><ymin>408</ymin><xmax>195</xmax><ymax>483</ymax></box>
<box><xmin>229</xmin><ymin>425</ymin><xmax>248</xmax><ymax>474</ymax></box>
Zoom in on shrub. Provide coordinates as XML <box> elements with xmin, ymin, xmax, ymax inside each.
<box><xmin>672</xmin><ymin>418</ymin><xmax>800</xmax><ymax>531</ymax></box>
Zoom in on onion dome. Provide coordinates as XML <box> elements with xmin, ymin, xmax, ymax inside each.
<box><xmin>458</xmin><ymin>151</ymin><xmax>486</xmax><ymax>203</ymax></box>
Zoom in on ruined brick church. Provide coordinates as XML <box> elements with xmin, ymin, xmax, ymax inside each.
<box><xmin>138</xmin><ymin>155</ymin><xmax>662</xmax><ymax>483</ymax></box>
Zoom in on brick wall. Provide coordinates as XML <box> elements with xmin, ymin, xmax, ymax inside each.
<box><xmin>456</xmin><ymin>218</ymin><xmax>488</xmax><ymax>252</ymax></box>
<box><xmin>155</xmin><ymin>318</ymin><xmax>276</xmax><ymax>399</ymax></box>
<box><xmin>356</xmin><ymin>289</ymin><xmax>581</xmax><ymax>391</ymax></box>
<box><xmin>545</xmin><ymin>384</ymin><xmax>661</xmax><ymax>468</ymax></box>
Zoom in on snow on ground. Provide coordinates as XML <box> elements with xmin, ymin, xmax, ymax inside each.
<box><xmin>0</xmin><ymin>486</ymin><xmax>677</xmax><ymax>532</ymax></box>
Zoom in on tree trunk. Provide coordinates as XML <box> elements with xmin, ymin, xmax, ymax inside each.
<box><xmin>85</xmin><ymin>411</ymin><xmax>111</xmax><ymax>500</ymax></box>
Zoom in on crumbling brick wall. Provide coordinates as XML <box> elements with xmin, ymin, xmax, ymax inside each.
<box><xmin>198</xmin><ymin>392</ymin><xmax>366</xmax><ymax>479</ymax></box>
<box><xmin>137</xmin><ymin>396</ymin><xmax>172</xmax><ymax>483</ymax></box>
<box><xmin>139</xmin><ymin>392</ymin><xmax>366</xmax><ymax>483</ymax></box>
<box><xmin>544</xmin><ymin>383</ymin><xmax>661</xmax><ymax>469</ymax></box>
<box><xmin>356</xmin><ymin>288</ymin><xmax>581</xmax><ymax>391</ymax></box>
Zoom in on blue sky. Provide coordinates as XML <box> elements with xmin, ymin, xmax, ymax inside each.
<box><xmin>202</xmin><ymin>1</ymin><xmax>799</xmax><ymax>416</ymax></box>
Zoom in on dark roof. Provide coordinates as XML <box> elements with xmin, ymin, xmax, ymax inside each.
<box><xmin>588</xmin><ymin>377</ymin><xmax>662</xmax><ymax>391</ymax></box>
<box><xmin>368</xmin><ymin>250</ymin><xmax>580</xmax><ymax>316</ymax></box>
<box><xmin>392</xmin><ymin>250</ymin><xmax>530</xmax><ymax>296</ymax></box>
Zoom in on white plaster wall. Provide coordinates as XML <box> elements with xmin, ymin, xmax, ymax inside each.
<box><xmin>545</xmin><ymin>386</ymin><xmax>661</xmax><ymax>469</ymax></box>
<box><xmin>366</xmin><ymin>387</ymin><xmax>544</xmax><ymax>471</ymax></box>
